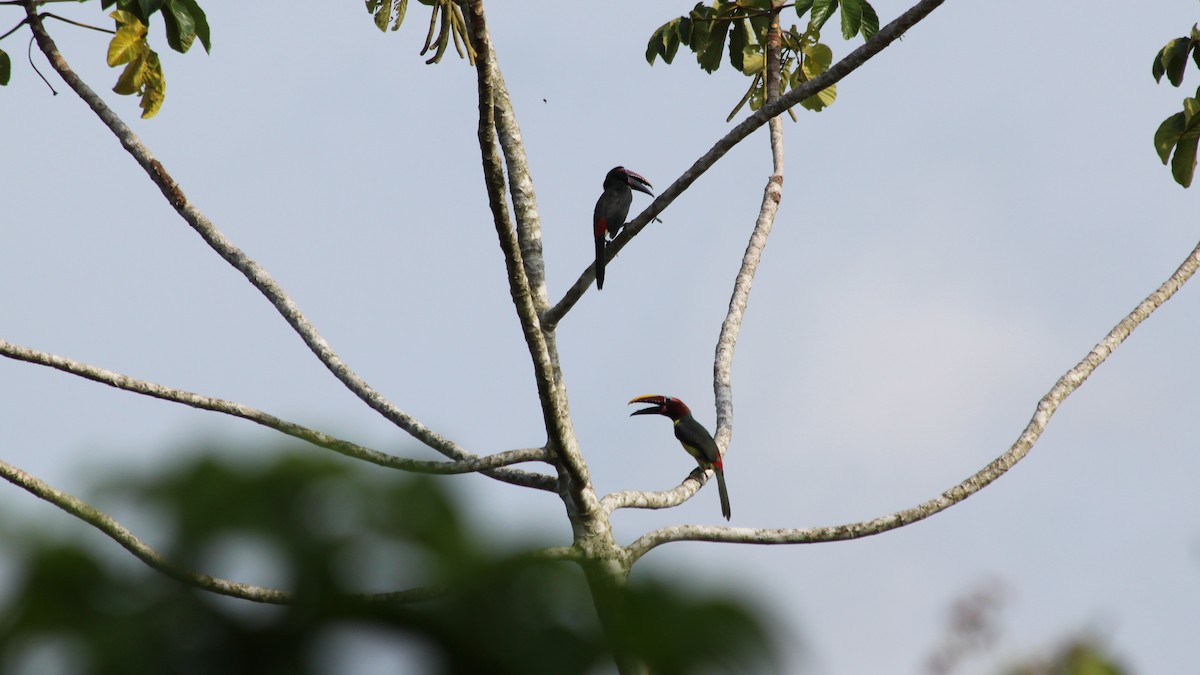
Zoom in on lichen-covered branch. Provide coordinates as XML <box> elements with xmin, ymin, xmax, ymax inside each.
<box><xmin>543</xmin><ymin>0</ymin><xmax>948</xmax><ymax>329</ymax></box>
<box><xmin>712</xmin><ymin>3</ymin><xmax>786</xmax><ymax>452</ymax></box>
<box><xmin>599</xmin><ymin>468</ymin><xmax>716</xmax><ymax>516</ymax></box>
<box><xmin>0</xmin><ymin>339</ymin><xmax>556</xmax><ymax>485</ymax></box>
<box><xmin>0</xmin><ymin>455</ymin><xmax>448</xmax><ymax>604</ymax></box>
<box><xmin>464</xmin><ymin>0</ymin><xmax>595</xmax><ymax>513</ymax></box>
<box><xmin>627</xmin><ymin>235</ymin><xmax>1200</xmax><ymax>563</ymax></box>
<box><xmin>22</xmin><ymin>8</ymin><xmax>552</xmax><ymax>489</ymax></box>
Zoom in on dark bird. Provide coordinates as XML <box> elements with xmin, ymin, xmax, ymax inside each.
<box><xmin>629</xmin><ymin>394</ymin><xmax>731</xmax><ymax>520</ymax></box>
<box><xmin>593</xmin><ymin>166</ymin><xmax>653</xmax><ymax>290</ymax></box>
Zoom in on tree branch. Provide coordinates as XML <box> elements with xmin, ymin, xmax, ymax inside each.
<box><xmin>712</xmin><ymin>2</ymin><xmax>786</xmax><ymax>452</ymax></box>
<box><xmin>0</xmin><ymin>455</ymin><xmax>449</xmax><ymax>604</ymax></box>
<box><xmin>0</xmin><ymin>338</ymin><xmax>556</xmax><ymax>485</ymax></box>
<box><xmin>464</xmin><ymin>0</ymin><xmax>597</xmax><ymax>514</ymax></box>
<box><xmin>600</xmin><ymin>467</ymin><xmax>716</xmax><ymax>516</ymax></box>
<box><xmin>542</xmin><ymin>0</ymin><xmax>948</xmax><ymax>329</ymax></box>
<box><xmin>626</xmin><ymin>235</ymin><xmax>1200</xmax><ymax>563</ymax></box>
<box><xmin>21</xmin><ymin>8</ymin><xmax>552</xmax><ymax>489</ymax></box>
<box><xmin>0</xmin><ymin>455</ymin><xmax>296</xmax><ymax>603</ymax></box>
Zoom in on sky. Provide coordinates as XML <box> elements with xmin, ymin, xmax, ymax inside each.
<box><xmin>2</xmin><ymin>1</ymin><xmax>1200</xmax><ymax>673</ymax></box>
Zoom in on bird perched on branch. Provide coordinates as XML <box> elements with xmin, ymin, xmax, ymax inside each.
<box><xmin>629</xmin><ymin>394</ymin><xmax>731</xmax><ymax>520</ymax></box>
<box><xmin>594</xmin><ymin>166</ymin><xmax>653</xmax><ymax>290</ymax></box>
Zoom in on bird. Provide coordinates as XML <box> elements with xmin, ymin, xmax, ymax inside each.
<box><xmin>593</xmin><ymin>166</ymin><xmax>653</xmax><ymax>290</ymax></box>
<box><xmin>629</xmin><ymin>394</ymin><xmax>731</xmax><ymax>520</ymax></box>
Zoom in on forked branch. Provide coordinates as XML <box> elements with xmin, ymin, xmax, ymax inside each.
<box><xmin>712</xmin><ymin>2</ymin><xmax>787</xmax><ymax>452</ymax></box>
<box><xmin>543</xmin><ymin>0</ymin><xmax>948</xmax><ymax>329</ymax></box>
<box><xmin>465</xmin><ymin>0</ymin><xmax>597</xmax><ymax>513</ymax></box>
<box><xmin>626</xmin><ymin>236</ymin><xmax>1200</xmax><ymax>563</ymax></box>
<box><xmin>21</xmin><ymin>7</ymin><xmax>550</xmax><ymax>489</ymax></box>
<box><xmin>0</xmin><ymin>339</ymin><xmax>556</xmax><ymax>482</ymax></box>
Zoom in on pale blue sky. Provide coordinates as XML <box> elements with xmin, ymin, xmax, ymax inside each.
<box><xmin>3</xmin><ymin>1</ymin><xmax>1199</xmax><ymax>673</ymax></box>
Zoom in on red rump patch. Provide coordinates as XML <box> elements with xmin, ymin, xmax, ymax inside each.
<box><xmin>594</xmin><ymin>217</ymin><xmax>607</xmax><ymax>237</ymax></box>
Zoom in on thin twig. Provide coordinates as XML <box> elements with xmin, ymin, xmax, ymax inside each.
<box><xmin>0</xmin><ymin>17</ymin><xmax>27</xmax><ymax>41</ymax></box>
<box><xmin>41</xmin><ymin>12</ymin><xmax>114</xmax><ymax>34</ymax></box>
<box><xmin>626</xmin><ymin>236</ymin><xmax>1200</xmax><ymax>563</ymax></box>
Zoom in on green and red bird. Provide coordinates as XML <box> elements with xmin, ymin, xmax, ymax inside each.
<box><xmin>629</xmin><ymin>394</ymin><xmax>731</xmax><ymax>520</ymax></box>
<box><xmin>593</xmin><ymin>166</ymin><xmax>653</xmax><ymax>290</ymax></box>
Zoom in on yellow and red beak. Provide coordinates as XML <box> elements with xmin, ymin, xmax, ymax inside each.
<box><xmin>628</xmin><ymin>394</ymin><xmax>669</xmax><ymax>417</ymax></box>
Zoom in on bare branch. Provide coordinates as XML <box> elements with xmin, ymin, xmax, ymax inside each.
<box><xmin>0</xmin><ymin>338</ymin><xmax>556</xmax><ymax>485</ymax></box>
<box><xmin>713</xmin><ymin>3</ymin><xmax>786</xmax><ymax>452</ymax></box>
<box><xmin>491</xmin><ymin>73</ymin><xmax>550</xmax><ymax>315</ymax></box>
<box><xmin>0</xmin><ymin>455</ymin><xmax>296</xmax><ymax>603</ymax></box>
<box><xmin>543</xmin><ymin>0</ymin><xmax>948</xmax><ymax>329</ymax></box>
<box><xmin>464</xmin><ymin>0</ymin><xmax>598</xmax><ymax>514</ymax></box>
<box><xmin>0</xmin><ymin>454</ymin><xmax>451</xmax><ymax>604</ymax></box>
<box><xmin>627</xmin><ymin>235</ymin><xmax>1200</xmax><ymax>564</ymax></box>
<box><xmin>20</xmin><ymin>9</ymin><xmax>552</xmax><ymax>489</ymax></box>
<box><xmin>600</xmin><ymin>468</ymin><xmax>717</xmax><ymax>516</ymax></box>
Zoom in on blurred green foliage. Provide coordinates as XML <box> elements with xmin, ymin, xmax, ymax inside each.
<box><xmin>0</xmin><ymin>450</ymin><xmax>777</xmax><ymax>674</ymax></box>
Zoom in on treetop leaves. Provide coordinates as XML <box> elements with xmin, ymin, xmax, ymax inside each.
<box><xmin>645</xmin><ymin>0</ymin><xmax>877</xmax><ymax>121</ymax></box>
<box><xmin>107</xmin><ymin>10</ymin><xmax>148</xmax><ymax>67</ymax></box>
<box><xmin>162</xmin><ymin>0</ymin><xmax>212</xmax><ymax>54</ymax></box>
<box><xmin>1152</xmin><ymin>27</ymin><xmax>1200</xmax><ymax>187</ymax></box>
<box><xmin>107</xmin><ymin>11</ymin><xmax>166</xmax><ymax>118</ymax></box>
<box><xmin>0</xmin><ymin>50</ymin><xmax>10</xmax><ymax>87</ymax></box>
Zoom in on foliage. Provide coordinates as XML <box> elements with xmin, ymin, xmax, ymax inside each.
<box><xmin>0</xmin><ymin>450</ymin><xmax>776</xmax><ymax>674</ymax></box>
<box><xmin>1003</xmin><ymin>638</ymin><xmax>1129</xmax><ymax>675</ymax></box>
<box><xmin>364</xmin><ymin>0</ymin><xmax>475</xmax><ymax>64</ymax></box>
<box><xmin>0</xmin><ymin>0</ymin><xmax>208</xmax><ymax>118</ymax></box>
<box><xmin>645</xmin><ymin>0</ymin><xmax>878</xmax><ymax>121</ymax></box>
<box><xmin>1151</xmin><ymin>23</ymin><xmax>1200</xmax><ymax>188</ymax></box>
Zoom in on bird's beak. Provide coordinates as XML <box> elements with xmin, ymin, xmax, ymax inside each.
<box><xmin>625</xmin><ymin>171</ymin><xmax>654</xmax><ymax>197</ymax></box>
<box><xmin>628</xmin><ymin>394</ymin><xmax>667</xmax><ymax>416</ymax></box>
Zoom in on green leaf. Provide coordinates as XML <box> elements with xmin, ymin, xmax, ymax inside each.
<box><xmin>1171</xmin><ymin>134</ymin><xmax>1197</xmax><ymax>187</ymax></box>
<box><xmin>860</xmin><ymin>2</ymin><xmax>879</xmax><ymax>40</ymax></box>
<box><xmin>1155</xmin><ymin>112</ymin><xmax>1185</xmax><ymax>164</ymax></box>
<box><xmin>728</xmin><ymin>18</ymin><xmax>752</xmax><ymax>72</ymax></box>
<box><xmin>810</xmin><ymin>0</ymin><xmax>838</xmax><ymax>32</ymax></box>
<box><xmin>393</xmin><ymin>0</ymin><xmax>409</xmax><ymax>31</ymax></box>
<box><xmin>840</xmin><ymin>0</ymin><xmax>862</xmax><ymax>39</ymax></box>
<box><xmin>136</xmin><ymin>0</ymin><xmax>166</xmax><ymax>22</ymax></box>
<box><xmin>139</xmin><ymin>50</ymin><xmax>165</xmax><ymax>118</ymax></box>
<box><xmin>1161</xmin><ymin>37</ymin><xmax>1191</xmax><ymax>87</ymax></box>
<box><xmin>647</xmin><ymin>18</ymin><xmax>682</xmax><ymax>65</ymax></box>
<box><xmin>698</xmin><ymin>19</ymin><xmax>730</xmax><ymax>73</ymax></box>
<box><xmin>113</xmin><ymin>53</ymin><xmax>146</xmax><ymax>94</ymax></box>
<box><xmin>793</xmin><ymin>0</ymin><xmax>814</xmax><ymax>17</ymax></box>
<box><xmin>176</xmin><ymin>0</ymin><xmax>210</xmax><ymax>52</ymax></box>
<box><xmin>107</xmin><ymin>11</ymin><xmax>148</xmax><ymax>67</ymax></box>
<box><xmin>372</xmin><ymin>0</ymin><xmax>393</xmax><ymax>31</ymax></box>
<box><xmin>799</xmin><ymin>42</ymin><xmax>836</xmax><ymax>110</ymax></box>
<box><xmin>0</xmin><ymin>49</ymin><xmax>9</xmax><ymax>86</ymax></box>
<box><xmin>162</xmin><ymin>0</ymin><xmax>196</xmax><ymax>52</ymax></box>
<box><xmin>740</xmin><ymin>46</ymin><xmax>764</xmax><ymax>76</ymax></box>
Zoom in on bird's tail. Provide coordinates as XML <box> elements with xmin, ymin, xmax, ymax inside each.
<box><xmin>715</xmin><ymin>468</ymin><xmax>731</xmax><ymax>521</ymax></box>
<box><xmin>595</xmin><ymin>234</ymin><xmax>606</xmax><ymax>290</ymax></box>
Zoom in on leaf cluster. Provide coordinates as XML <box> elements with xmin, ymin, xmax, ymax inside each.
<box><xmin>365</xmin><ymin>0</ymin><xmax>476</xmax><ymax>65</ymax></box>
<box><xmin>1151</xmin><ymin>24</ymin><xmax>1200</xmax><ymax>188</ymax></box>
<box><xmin>101</xmin><ymin>0</ymin><xmax>208</xmax><ymax>118</ymax></box>
<box><xmin>645</xmin><ymin>0</ymin><xmax>878</xmax><ymax>121</ymax></box>
<box><xmin>0</xmin><ymin>450</ymin><xmax>777</xmax><ymax>674</ymax></box>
